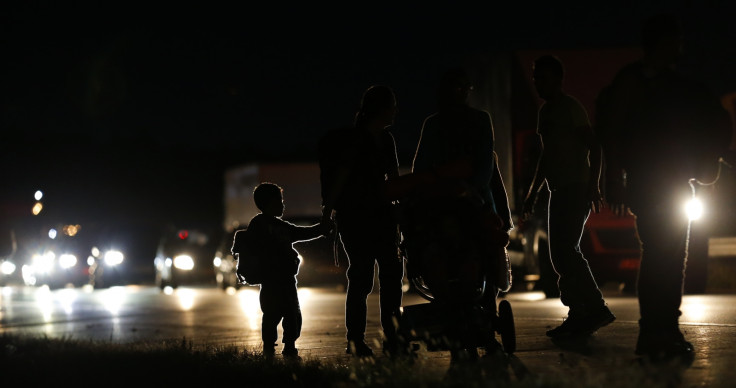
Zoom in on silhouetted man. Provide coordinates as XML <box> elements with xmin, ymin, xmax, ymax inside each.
<box><xmin>522</xmin><ymin>55</ymin><xmax>615</xmax><ymax>339</ymax></box>
<box><xmin>598</xmin><ymin>13</ymin><xmax>731</xmax><ymax>362</ymax></box>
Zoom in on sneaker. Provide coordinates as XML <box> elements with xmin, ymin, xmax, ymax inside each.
<box><xmin>346</xmin><ymin>340</ymin><xmax>374</xmax><ymax>357</ymax></box>
<box><xmin>635</xmin><ymin>330</ymin><xmax>694</xmax><ymax>364</ymax></box>
<box><xmin>546</xmin><ymin>305</ymin><xmax>616</xmax><ymax>338</ymax></box>
<box><xmin>282</xmin><ymin>342</ymin><xmax>299</xmax><ymax>358</ymax></box>
<box><xmin>263</xmin><ymin>343</ymin><xmax>276</xmax><ymax>358</ymax></box>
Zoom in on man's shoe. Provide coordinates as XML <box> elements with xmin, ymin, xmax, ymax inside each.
<box><xmin>263</xmin><ymin>343</ymin><xmax>276</xmax><ymax>358</ymax></box>
<box><xmin>346</xmin><ymin>340</ymin><xmax>374</xmax><ymax>357</ymax></box>
<box><xmin>546</xmin><ymin>305</ymin><xmax>616</xmax><ymax>339</ymax></box>
<box><xmin>282</xmin><ymin>343</ymin><xmax>299</xmax><ymax>358</ymax></box>
<box><xmin>635</xmin><ymin>331</ymin><xmax>694</xmax><ymax>364</ymax></box>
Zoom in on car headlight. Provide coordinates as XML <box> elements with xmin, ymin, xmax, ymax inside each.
<box><xmin>104</xmin><ymin>250</ymin><xmax>124</xmax><ymax>266</ymax></box>
<box><xmin>173</xmin><ymin>255</ymin><xmax>194</xmax><ymax>270</ymax></box>
<box><xmin>59</xmin><ymin>254</ymin><xmax>78</xmax><ymax>269</ymax></box>
<box><xmin>33</xmin><ymin>252</ymin><xmax>56</xmax><ymax>273</ymax></box>
<box><xmin>685</xmin><ymin>197</ymin><xmax>704</xmax><ymax>221</ymax></box>
<box><xmin>1</xmin><ymin>261</ymin><xmax>16</xmax><ymax>275</ymax></box>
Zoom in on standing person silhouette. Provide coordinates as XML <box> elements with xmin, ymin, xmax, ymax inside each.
<box><xmin>319</xmin><ymin>85</ymin><xmax>404</xmax><ymax>358</ymax></box>
<box><xmin>234</xmin><ymin>182</ymin><xmax>330</xmax><ymax>359</ymax></box>
<box><xmin>598</xmin><ymin>13</ymin><xmax>731</xmax><ymax>362</ymax></box>
<box><xmin>412</xmin><ymin>68</ymin><xmax>513</xmax><ymax>361</ymax></box>
<box><xmin>522</xmin><ymin>55</ymin><xmax>615</xmax><ymax>339</ymax></box>
<box><xmin>413</xmin><ymin>68</ymin><xmax>511</xmax><ymax>230</ymax></box>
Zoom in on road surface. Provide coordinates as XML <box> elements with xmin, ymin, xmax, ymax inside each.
<box><xmin>1</xmin><ymin>284</ymin><xmax>735</xmax><ymax>386</ymax></box>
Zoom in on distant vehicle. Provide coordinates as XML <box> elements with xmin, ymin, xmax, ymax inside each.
<box><xmin>21</xmin><ymin>224</ymin><xmax>91</xmax><ymax>289</ymax></box>
<box><xmin>213</xmin><ymin>229</ymin><xmax>240</xmax><ymax>290</ymax></box>
<box><xmin>686</xmin><ymin>153</ymin><xmax>736</xmax><ymax>293</ymax></box>
<box><xmin>154</xmin><ymin>226</ymin><xmax>217</xmax><ymax>289</ymax></box>
<box><xmin>0</xmin><ymin>228</ymin><xmax>20</xmax><ymax>286</ymax></box>
<box><xmin>218</xmin><ymin>163</ymin><xmax>345</xmax><ymax>289</ymax></box>
<box><xmin>87</xmin><ymin>245</ymin><xmax>126</xmax><ymax>288</ymax></box>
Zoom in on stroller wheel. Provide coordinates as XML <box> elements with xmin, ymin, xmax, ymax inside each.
<box><xmin>498</xmin><ymin>300</ymin><xmax>516</xmax><ymax>354</ymax></box>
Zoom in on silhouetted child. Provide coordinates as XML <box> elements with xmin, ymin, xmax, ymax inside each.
<box><xmin>247</xmin><ymin>182</ymin><xmax>329</xmax><ymax>358</ymax></box>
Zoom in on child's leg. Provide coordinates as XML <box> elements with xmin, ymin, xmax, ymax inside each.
<box><xmin>260</xmin><ymin>284</ymin><xmax>282</xmax><ymax>353</ymax></box>
<box><xmin>281</xmin><ymin>282</ymin><xmax>302</xmax><ymax>346</ymax></box>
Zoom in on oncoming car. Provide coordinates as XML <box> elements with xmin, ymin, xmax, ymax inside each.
<box><xmin>21</xmin><ymin>224</ymin><xmax>91</xmax><ymax>289</ymax></box>
<box><xmin>87</xmin><ymin>246</ymin><xmax>126</xmax><ymax>288</ymax></box>
<box><xmin>685</xmin><ymin>155</ymin><xmax>736</xmax><ymax>293</ymax></box>
<box><xmin>211</xmin><ymin>229</ymin><xmax>238</xmax><ymax>290</ymax></box>
<box><xmin>154</xmin><ymin>226</ymin><xmax>217</xmax><ymax>289</ymax></box>
<box><xmin>1</xmin><ymin>228</ymin><xmax>20</xmax><ymax>287</ymax></box>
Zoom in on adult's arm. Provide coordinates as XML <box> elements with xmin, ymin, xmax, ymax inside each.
<box><xmin>490</xmin><ymin>151</ymin><xmax>513</xmax><ymax>231</ymax></box>
<box><xmin>470</xmin><ymin>111</ymin><xmax>495</xmax><ymax>192</ymax></box>
<box><xmin>412</xmin><ymin>116</ymin><xmax>436</xmax><ymax>174</ymax></box>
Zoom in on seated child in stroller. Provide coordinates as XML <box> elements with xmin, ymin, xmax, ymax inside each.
<box><xmin>382</xmin><ymin>160</ymin><xmax>516</xmax><ymax>360</ymax></box>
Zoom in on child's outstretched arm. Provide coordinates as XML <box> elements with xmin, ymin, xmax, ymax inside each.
<box><xmin>289</xmin><ymin>221</ymin><xmax>328</xmax><ymax>243</ymax></box>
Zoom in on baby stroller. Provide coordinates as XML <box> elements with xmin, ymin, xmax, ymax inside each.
<box><xmin>384</xmin><ymin>169</ymin><xmax>516</xmax><ymax>361</ymax></box>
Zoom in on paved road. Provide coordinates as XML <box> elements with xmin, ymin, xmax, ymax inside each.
<box><xmin>1</xmin><ymin>284</ymin><xmax>735</xmax><ymax>386</ymax></box>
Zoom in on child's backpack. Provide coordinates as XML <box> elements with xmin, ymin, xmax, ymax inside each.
<box><xmin>231</xmin><ymin>227</ymin><xmax>263</xmax><ymax>285</ymax></box>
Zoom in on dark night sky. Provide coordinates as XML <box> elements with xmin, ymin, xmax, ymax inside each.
<box><xmin>2</xmin><ymin>1</ymin><xmax>735</xmax><ymax>260</ymax></box>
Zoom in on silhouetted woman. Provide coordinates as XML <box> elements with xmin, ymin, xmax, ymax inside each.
<box><xmin>319</xmin><ymin>85</ymin><xmax>403</xmax><ymax>357</ymax></box>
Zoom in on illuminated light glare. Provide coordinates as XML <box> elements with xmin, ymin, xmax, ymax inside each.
<box><xmin>238</xmin><ymin>288</ymin><xmax>262</xmax><ymax>330</ymax></box>
<box><xmin>682</xmin><ymin>296</ymin><xmax>707</xmax><ymax>321</ymax></box>
<box><xmin>57</xmin><ymin>288</ymin><xmax>77</xmax><ymax>315</ymax></box>
<box><xmin>35</xmin><ymin>286</ymin><xmax>54</xmax><ymax>323</ymax></box>
<box><xmin>59</xmin><ymin>254</ymin><xmax>78</xmax><ymax>269</ymax></box>
<box><xmin>297</xmin><ymin>287</ymin><xmax>312</xmax><ymax>301</ymax></box>
<box><xmin>87</xmin><ymin>256</ymin><xmax>95</xmax><ymax>266</ymax></box>
<box><xmin>164</xmin><ymin>258</ymin><xmax>172</xmax><ymax>267</ymax></box>
<box><xmin>177</xmin><ymin>288</ymin><xmax>196</xmax><ymax>310</ymax></box>
<box><xmin>35</xmin><ymin>190</ymin><xmax>43</xmax><ymax>200</ymax></box>
<box><xmin>104</xmin><ymin>250</ymin><xmax>124</xmax><ymax>266</ymax></box>
<box><xmin>524</xmin><ymin>274</ymin><xmax>541</xmax><ymax>282</ymax></box>
<box><xmin>163</xmin><ymin>286</ymin><xmax>174</xmax><ymax>295</ymax></box>
<box><xmin>33</xmin><ymin>252</ymin><xmax>56</xmax><ymax>274</ymax></box>
<box><xmin>32</xmin><ymin>202</ymin><xmax>43</xmax><ymax>215</ymax></box>
<box><xmin>91</xmin><ymin>247</ymin><xmax>100</xmax><ymax>257</ymax></box>
<box><xmin>173</xmin><ymin>255</ymin><xmax>194</xmax><ymax>270</ymax></box>
<box><xmin>21</xmin><ymin>265</ymin><xmax>37</xmax><ymax>286</ymax></box>
<box><xmin>685</xmin><ymin>197</ymin><xmax>704</xmax><ymax>221</ymax></box>
<box><xmin>100</xmin><ymin>287</ymin><xmax>127</xmax><ymax>315</ymax></box>
<box><xmin>213</xmin><ymin>256</ymin><xmax>222</xmax><ymax>267</ymax></box>
<box><xmin>63</xmin><ymin>224</ymin><xmax>80</xmax><ymax>237</ymax></box>
<box><xmin>402</xmin><ymin>281</ymin><xmax>410</xmax><ymax>292</ymax></box>
<box><xmin>48</xmin><ymin>229</ymin><xmax>57</xmax><ymax>239</ymax></box>
<box><xmin>514</xmin><ymin>291</ymin><xmax>547</xmax><ymax>302</ymax></box>
<box><xmin>1</xmin><ymin>261</ymin><xmax>17</xmax><ymax>275</ymax></box>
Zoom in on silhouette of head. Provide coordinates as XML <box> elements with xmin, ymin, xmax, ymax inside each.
<box><xmin>533</xmin><ymin>55</ymin><xmax>564</xmax><ymax>101</ymax></box>
<box><xmin>438</xmin><ymin>67</ymin><xmax>472</xmax><ymax>108</ymax></box>
<box><xmin>253</xmin><ymin>182</ymin><xmax>284</xmax><ymax>217</ymax></box>
<box><xmin>641</xmin><ymin>13</ymin><xmax>682</xmax><ymax>62</ymax></box>
<box><xmin>354</xmin><ymin>85</ymin><xmax>397</xmax><ymax>129</ymax></box>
